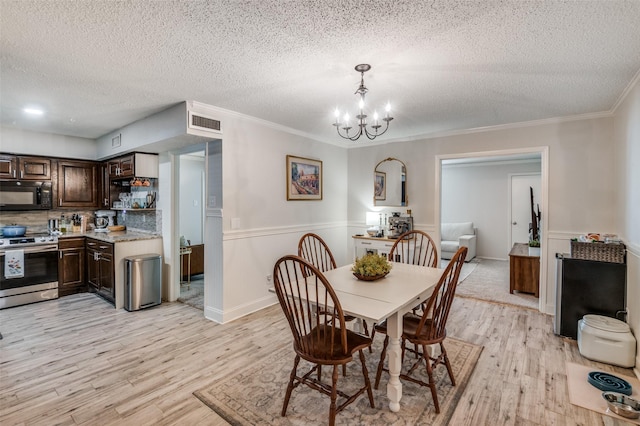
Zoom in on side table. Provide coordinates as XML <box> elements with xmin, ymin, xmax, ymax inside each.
<box><xmin>179</xmin><ymin>246</ymin><xmax>192</xmax><ymax>290</ymax></box>
<box><xmin>509</xmin><ymin>243</ymin><xmax>540</xmax><ymax>297</ymax></box>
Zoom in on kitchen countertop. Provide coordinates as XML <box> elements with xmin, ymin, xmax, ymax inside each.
<box><xmin>58</xmin><ymin>230</ymin><xmax>162</xmax><ymax>243</ymax></box>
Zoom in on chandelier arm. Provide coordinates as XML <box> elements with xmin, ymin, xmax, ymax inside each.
<box><xmin>336</xmin><ymin>123</ymin><xmax>363</xmax><ymax>141</ymax></box>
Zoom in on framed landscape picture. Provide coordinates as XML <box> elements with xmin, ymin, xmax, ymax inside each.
<box><xmin>286</xmin><ymin>155</ymin><xmax>322</xmax><ymax>200</ymax></box>
<box><xmin>374</xmin><ymin>171</ymin><xmax>386</xmax><ymax>200</ymax></box>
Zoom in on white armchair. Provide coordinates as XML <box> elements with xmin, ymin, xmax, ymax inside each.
<box><xmin>441</xmin><ymin>222</ymin><xmax>477</xmax><ymax>262</ymax></box>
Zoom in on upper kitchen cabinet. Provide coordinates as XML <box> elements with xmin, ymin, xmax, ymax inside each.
<box><xmin>108</xmin><ymin>153</ymin><xmax>158</xmax><ymax>180</ymax></box>
<box><xmin>58</xmin><ymin>160</ymin><xmax>98</xmax><ymax>207</ymax></box>
<box><xmin>0</xmin><ymin>154</ymin><xmax>51</xmax><ymax>180</ymax></box>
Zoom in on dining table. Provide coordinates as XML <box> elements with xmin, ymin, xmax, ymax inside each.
<box><xmin>320</xmin><ymin>262</ymin><xmax>444</xmax><ymax>413</ymax></box>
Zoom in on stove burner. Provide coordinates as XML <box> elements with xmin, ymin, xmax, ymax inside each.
<box><xmin>588</xmin><ymin>371</ymin><xmax>632</xmax><ymax>395</ymax></box>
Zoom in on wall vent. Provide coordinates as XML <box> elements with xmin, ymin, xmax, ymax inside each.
<box><xmin>188</xmin><ymin>111</ymin><xmax>222</xmax><ymax>134</ymax></box>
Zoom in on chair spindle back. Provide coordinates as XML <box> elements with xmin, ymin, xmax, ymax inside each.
<box><xmin>415</xmin><ymin>246</ymin><xmax>467</xmax><ymax>341</ymax></box>
<box><xmin>298</xmin><ymin>233</ymin><xmax>337</xmax><ymax>273</ymax></box>
<box><xmin>388</xmin><ymin>230</ymin><xmax>438</xmax><ymax>268</ymax></box>
<box><xmin>273</xmin><ymin>255</ymin><xmax>348</xmax><ymax>360</ymax></box>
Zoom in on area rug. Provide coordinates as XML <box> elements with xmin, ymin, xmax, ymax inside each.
<box><xmin>194</xmin><ymin>337</ymin><xmax>483</xmax><ymax>425</ymax></box>
<box><xmin>566</xmin><ymin>362</ymin><xmax>640</xmax><ymax>425</ymax></box>
<box><xmin>453</xmin><ymin>258</ymin><xmax>539</xmax><ymax>310</ymax></box>
<box><xmin>441</xmin><ymin>258</ymin><xmax>479</xmax><ymax>283</ymax></box>
<box><xmin>178</xmin><ymin>277</ymin><xmax>204</xmax><ymax>310</ymax></box>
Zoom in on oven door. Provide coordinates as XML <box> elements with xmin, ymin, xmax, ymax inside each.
<box><xmin>0</xmin><ymin>244</ymin><xmax>59</xmax><ymax>296</ymax></box>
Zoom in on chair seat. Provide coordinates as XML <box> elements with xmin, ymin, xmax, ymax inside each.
<box><xmin>374</xmin><ymin>314</ymin><xmax>440</xmax><ymax>344</ymax></box>
<box><xmin>297</xmin><ymin>325</ymin><xmax>372</xmax><ymax>363</ymax></box>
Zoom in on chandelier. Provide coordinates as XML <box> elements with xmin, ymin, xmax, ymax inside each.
<box><xmin>333</xmin><ymin>64</ymin><xmax>393</xmax><ymax>141</ymax></box>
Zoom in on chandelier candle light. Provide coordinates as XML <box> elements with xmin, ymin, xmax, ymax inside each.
<box><xmin>333</xmin><ymin>64</ymin><xmax>393</xmax><ymax>141</ymax></box>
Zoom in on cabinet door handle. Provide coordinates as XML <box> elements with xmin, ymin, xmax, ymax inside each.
<box><xmin>99</xmin><ymin>245</ymin><xmax>109</xmax><ymax>250</ymax></box>
<box><xmin>20</xmin><ymin>170</ymin><xmax>24</xmax><ymax>178</ymax></box>
<box><xmin>59</xmin><ymin>198</ymin><xmax>62</xmax><ymax>206</ymax></box>
<box><xmin>59</xmin><ymin>251</ymin><xmax>63</xmax><ymax>259</ymax></box>
<box><xmin>361</xmin><ymin>242</ymin><xmax>372</xmax><ymax>245</ymax></box>
<box><xmin>87</xmin><ymin>242</ymin><xmax>96</xmax><ymax>246</ymax></box>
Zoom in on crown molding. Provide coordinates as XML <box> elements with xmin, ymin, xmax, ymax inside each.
<box><xmin>611</xmin><ymin>67</ymin><xmax>640</xmax><ymax>113</ymax></box>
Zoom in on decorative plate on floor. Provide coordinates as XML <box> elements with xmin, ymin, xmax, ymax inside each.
<box><xmin>587</xmin><ymin>371</ymin><xmax>632</xmax><ymax>395</ymax></box>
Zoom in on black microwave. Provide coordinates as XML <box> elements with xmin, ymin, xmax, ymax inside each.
<box><xmin>0</xmin><ymin>180</ymin><xmax>52</xmax><ymax>210</ymax></box>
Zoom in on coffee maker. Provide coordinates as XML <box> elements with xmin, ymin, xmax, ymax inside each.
<box><xmin>388</xmin><ymin>215</ymin><xmax>413</xmax><ymax>239</ymax></box>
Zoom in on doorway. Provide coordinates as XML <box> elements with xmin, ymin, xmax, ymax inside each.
<box><xmin>509</xmin><ymin>173</ymin><xmax>541</xmax><ymax>247</ymax></box>
<box><xmin>437</xmin><ymin>148</ymin><xmax>548</xmax><ymax>312</ymax></box>
<box><xmin>176</xmin><ymin>149</ymin><xmax>206</xmax><ymax>310</ymax></box>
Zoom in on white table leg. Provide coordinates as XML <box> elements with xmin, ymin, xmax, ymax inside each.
<box><xmin>386</xmin><ymin>312</ymin><xmax>402</xmax><ymax>412</ymax></box>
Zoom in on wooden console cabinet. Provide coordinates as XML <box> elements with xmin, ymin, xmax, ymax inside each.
<box><xmin>509</xmin><ymin>243</ymin><xmax>540</xmax><ymax>297</ymax></box>
<box><xmin>181</xmin><ymin>244</ymin><xmax>204</xmax><ymax>279</ymax></box>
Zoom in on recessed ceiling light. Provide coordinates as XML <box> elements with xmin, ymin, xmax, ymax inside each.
<box><xmin>23</xmin><ymin>107</ymin><xmax>44</xmax><ymax>116</ymax></box>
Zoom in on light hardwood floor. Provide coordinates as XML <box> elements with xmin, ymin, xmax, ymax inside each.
<box><xmin>0</xmin><ymin>293</ymin><xmax>637</xmax><ymax>425</ymax></box>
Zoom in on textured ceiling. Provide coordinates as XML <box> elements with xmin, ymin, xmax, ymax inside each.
<box><xmin>1</xmin><ymin>0</ymin><xmax>640</xmax><ymax>144</ymax></box>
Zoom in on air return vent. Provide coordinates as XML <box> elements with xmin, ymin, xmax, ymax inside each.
<box><xmin>188</xmin><ymin>111</ymin><xmax>222</xmax><ymax>134</ymax></box>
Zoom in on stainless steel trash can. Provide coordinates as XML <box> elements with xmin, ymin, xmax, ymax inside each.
<box><xmin>125</xmin><ymin>253</ymin><xmax>162</xmax><ymax>311</ymax></box>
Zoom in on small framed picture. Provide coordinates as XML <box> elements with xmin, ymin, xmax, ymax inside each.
<box><xmin>286</xmin><ymin>155</ymin><xmax>322</xmax><ymax>200</ymax></box>
<box><xmin>374</xmin><ymin>171</ymin><xmax>386</xmax><ymax>200</ymax></box>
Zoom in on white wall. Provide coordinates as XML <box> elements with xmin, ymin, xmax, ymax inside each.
<box><xmin>442</xmin><ymin>160</ymin><xmax>541</xmax><ymax>259</ymax></box>
<box><xmin>613</xmin><ymin>76</ymin><xmax>640</xmax><ymax>376</ymax></box>
<box><xmin>181</xmin><ymin>103</ymin><xmax>349</xmax><ymax>323</ymax></box>
<box><xmin>0</xmin><ymin>126</ymin><xmax>97</xmax><ymax>159</ymax></box>
<box><xmin>179</xmin><ymin>154</ymin><xmax>204</xmax><ymax>246</ymax></box>
<box><xmin>348</xmin><ymin>116</ymin><xmax>616</xmax><ymax>315</ymax></box>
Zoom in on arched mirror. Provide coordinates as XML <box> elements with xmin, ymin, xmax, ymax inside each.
<box><xmin>374</xmin><ymin>157</ymin><xmax>407</xmax><ymax>206</ymax></box>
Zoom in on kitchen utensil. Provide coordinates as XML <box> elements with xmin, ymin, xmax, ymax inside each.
<box><xmin>48</xmin><ymin>219</ymin><xmax>59</xmax><ymax>233</ymax></box>
<box><xmin>602</xmin><ymin>392</ymin><xmax>640</xmax><ymax>419</ymax></box>
<box><xmin>146</xmin><ymin>192</ymin><xmax>156</xmax><ymax>208</ymax></box>
<box><xmin>1</xmin><ymin>225</ymin><xmax>27</xmax><ymax>237</ymax></box>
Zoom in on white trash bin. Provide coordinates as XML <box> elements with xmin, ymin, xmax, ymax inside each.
<box><xmin>577</xmin><ymin>314</ymin><xmax>636</xmax><ymax>368</ymax></box>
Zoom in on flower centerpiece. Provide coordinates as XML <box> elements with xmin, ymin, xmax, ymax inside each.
<box><xmin>352</xmin><ymin>253</ymin><xmax>392</xmax><ymax>281</ymax></box>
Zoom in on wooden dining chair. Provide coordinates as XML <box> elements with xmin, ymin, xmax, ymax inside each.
<box><xmin>273</xmin><ymin>255</ymin><xmax>375</xmax><ymax>426</ymax></box>
<box><xmin>388</xmin><ymin>229</ymin><xmax>438</xmax><ymax>268</ymax></box>
<box><xmin>370</xmin><ymin>229</ymin><xmax>439</xmax><ymax>344</ymax></box>
<box><xmin>373</xmin><ymin>246</ymin><xmax>467</xmax><ymax>414</ymax></box>
<box><xmin>298</xmin><ymin>233</ymin><xmax>369</xmax><ymax>337</ymax></box>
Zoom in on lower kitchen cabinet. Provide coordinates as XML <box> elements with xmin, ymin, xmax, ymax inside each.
<box><xmin>86</xmin><ymin>238</ymin><xmax>115</xmax><ymax>304</ymax></box>
<box><xmin>58</xmin><ymin>237</ymin><xmax>86</xmax><ymax>296</ymax></box>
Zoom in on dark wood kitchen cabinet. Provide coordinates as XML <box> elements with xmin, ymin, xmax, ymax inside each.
<box><xmin>108</xmin><ymin>154</ymin><xmax>134</xmax><ymax>179</ymax></box>
<box><xmin>58</xmin><ymin>160</ymin><xmax>98</xmax><ymax>207</ymax></box>
<box><xmin>0</xmin><ymin>155</ymin><xmax>51</xmax><ymax>180</ymax></box>
<box><xmin>86</xmin><ymin>238</ymin><xmax>115</xmax><ymax>304</ymax></box>
<box><xmin>107</xmin><ymin>153</ymin><xmax>158</xmax><ymax>181</ymax></box>
<box><xmin>99</xmin><ymin>163</ymin><xmax>111</xmax><ymax>208</ymax></box>
<box><xmin>58</xmin><ymin>237</ymin><xmax>86</xmax><ymax>296</ymax></box>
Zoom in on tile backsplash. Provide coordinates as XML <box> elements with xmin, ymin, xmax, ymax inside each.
<box><xmin>0</xmin><ymin>208</ymin><xmax>161</xmax><ymax>234</ymax></box>
<box><xmin>116</xmin><ymin>210</ymin><xmax>161</xmax><ymax>233</ymax></box>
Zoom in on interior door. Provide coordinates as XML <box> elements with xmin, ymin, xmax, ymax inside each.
<box><xmin>510</xmin><ymin>174</ymin><xmax>541</xmax><ymax>246</ymax></box>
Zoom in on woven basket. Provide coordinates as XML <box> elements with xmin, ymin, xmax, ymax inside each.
<box><xmin>353</xmin><ymin>272</ymin><xmax>389</xmax><ymax>281</ymax></box>
<box><xmin>570</xmin><ymin>241</ymin><xmax>625</xmax><ymax>263</ymax></box>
